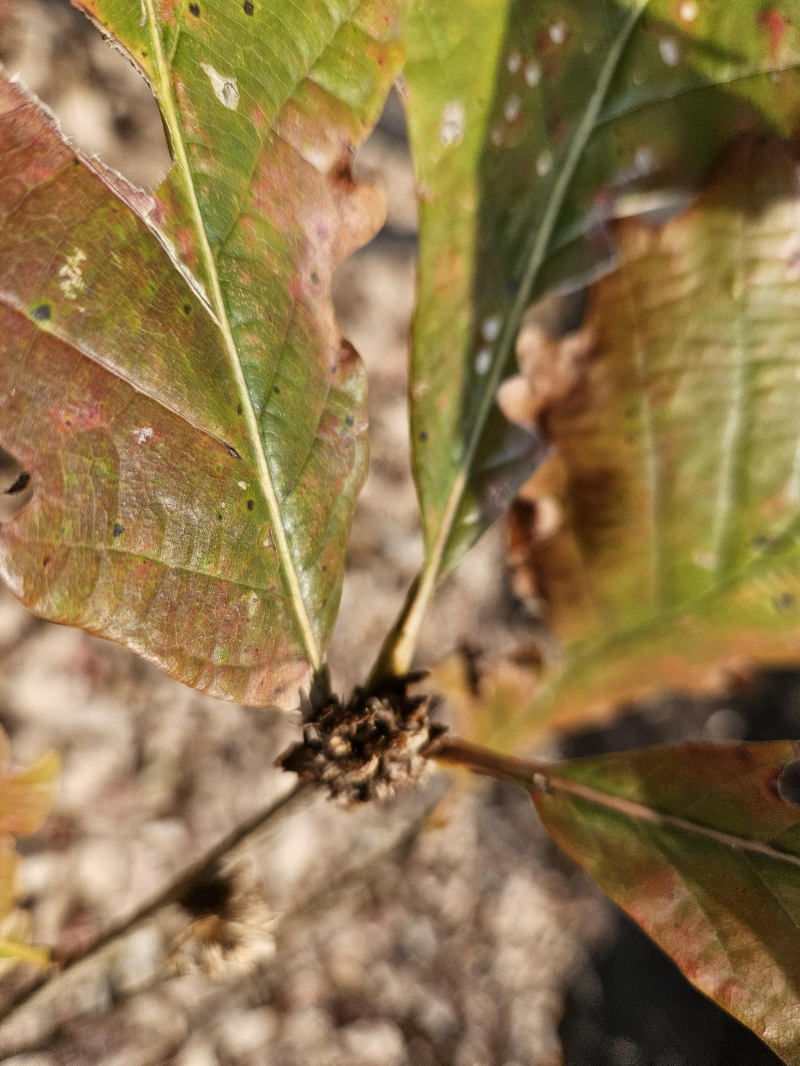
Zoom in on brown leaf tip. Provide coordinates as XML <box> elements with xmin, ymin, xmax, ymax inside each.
<box><xmin>169</xmin><ymin>862</ymin><xmax>276</xmax><ymax>981</ymax></box>
<box><xmin>277</xmin><ymin>673</ymin><xmax>447</xmax><ymax>804</ymax></box>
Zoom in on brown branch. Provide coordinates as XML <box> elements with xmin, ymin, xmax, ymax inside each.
<box><xmin>0</xmin><ymin>777</ymin><xmax>451</xmax><ymax>1059</ymax></box>
<box><xmin>0</xmin><ymin>730</ymin><xmax>524</xmax><ymax>1041</ymax></box>
<box><xmin>424</xmin><ymin>734</ymin><xmax>546</xmax><ymax>788</ymax></box>
<box><xmin>0</xmin><ymin>779</ymin><xmax>313</xmax><ymax>1030</ymax></box>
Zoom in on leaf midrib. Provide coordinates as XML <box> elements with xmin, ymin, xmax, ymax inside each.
<box><xmin>536</xmin><ymin>772</ymin><xmax>800</xmax><ymax>871</ymax></box>
<box><xmin>445</xmin><ymin>0</ymin><xmax>653</xmax><ymax>553</ymax></box>
<box><xmin>375</xmin><ymin>0</ymin><xmax>654</xmax><ymax>678</ymax></box>
<box><xmin>143</xmin><ymin>0</ymin><xmax>322</xmax><ymax>674</ymax></box>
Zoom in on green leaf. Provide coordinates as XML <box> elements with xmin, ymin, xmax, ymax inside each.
<box><xmin>0</xmin><ymin>0</ymin><xmax>405</xmax><ymax>704</ymax></box>
<box><xmin>386</xmin><ymin>0</ymin><xmax>800</xmax><ymax>675</ymax></box>
<box><xmin>527</xmin><ymin>741</ymin><xmax>800</xmax><ymax>1065</ymax></box>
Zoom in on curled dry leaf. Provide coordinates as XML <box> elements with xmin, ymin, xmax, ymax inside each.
<box><xmin>400</xmin><ymin>0</ymin><xmax>800</xmax><ymax>604</ymax></box>
<box><xmin>492</xmin><ymin>137</ymin><xmax>800</xmax><ymax>736</ymax></box>
<box><xmin>497</xmin><ymin>319</ymin><xmax>595</xmax><ymax>433</ymax></box>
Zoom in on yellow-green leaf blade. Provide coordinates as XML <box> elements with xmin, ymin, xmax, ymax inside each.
<box><xmin>73</xmin><ymin>0</ymin><xmax>406</xmax><ymax>665</ymax></box>
<box><xmin>401</xmin><ymin>0</ymin><xmax>800</xmax><ymax>596</ymax></box>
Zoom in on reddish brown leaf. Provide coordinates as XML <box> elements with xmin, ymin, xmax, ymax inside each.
<box><xmin>0</xmin><ymin>0</ymin><xmax>405</xmax><ymax>703</ymax></box>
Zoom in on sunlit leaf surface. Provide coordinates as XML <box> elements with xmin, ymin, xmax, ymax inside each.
<box><xmin>0</xmin><ymin>0</ymin><xmax>405</xmax><ymax>703</ymax></box>
<box><xmin>508</xmin><ymin>138</ymin><xmax>800</xmax><ymax>732</ymax></box>
<box><xmin>401</xmin><ymin>0</ymin><xmax>800</xmax><ymax>585</ymax></box>
<box><xmin>525</xmin><ymin>741</ymin><xmax>800</xmax><ymax>1065</ymax></box>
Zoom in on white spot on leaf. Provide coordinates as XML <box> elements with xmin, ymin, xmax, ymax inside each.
<box><xmin>238</xmin><ymin>481</ymin><xmax>247</xmax><ymax>489</ymax></box>
<box><xmin>59</xmin><ymin>248</ymin><xmax>86</xmax><ymax>300</ymax></box>
<box><xmin>549</xmin><ymin>21</ymin><xmax>566</xmax><ymax>44</ymax></box>
<box><xmin>525</xmin><ymin>61</ymin><xmax>541</xmax><ymax>87</ymax></box>
<box><xmin>482</xmin><ymin>316</ymin><xmax>502</xmax><ymax>342</ymax></box>
<box><xmin>475</xmin><ymin>349</ymin><xmax>492</xmax><ymax>375</ymax></box>
<box><xmin>507</xmin><ymin>50</ymin><xmax>521</xmax><ymax>73</ymax></box>
<box><xmin>504</xmin><ymin>95</ymin><xmax>521</xmax><ymax>122</ymax></box>
<box><xmin>694</xmin><ymin>551</ymin><xmax>716</xmax><ymax>571</ymax></box>
<box><xmin>201</xmin><ymin>63</ymin><xmax>240</xmax><ymax>110</ymax></box>
<box><xmin>133</xmin><ymin>427</ymin><xmax>154</xmax><ymax>444</ymax></box>
<box><xmin>679</xmin><ymin>1</ymin><xmax>698</xmax><ymax>21</ymax></box>
<box><xmin>440</xmin><ymin>101</ymin><xmax>465</xmax><ymax>147</ymax></box>
<box><xmin>634</xmin><ymin>147</ymin><xmax>656</xmax><ymax>174</ymax></box>
<box><xmin>536</xmin><ymin>150</ymin><xmax>554</xmax><ymax>177</ymax></box>
<box><xmin>659</xmin><ymin>37</ymin><xmax>681</xmax><ymax>66</ymax></box>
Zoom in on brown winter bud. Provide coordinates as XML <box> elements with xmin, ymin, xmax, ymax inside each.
<box><xmin>277</xmin><ymin>673</ymin><xmax>447</xmax><ymax>804</ymax></box>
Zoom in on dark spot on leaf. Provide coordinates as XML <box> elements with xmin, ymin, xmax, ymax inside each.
<box><xmin>243</xmin><ymin>0</ymin><xmax>254</xmax><ymax>12</ymax></box>
<box><xmin>217</xmin><ymin>513</ymin><xmax>223</xmax><ymax>520</ymax></box>
<box><xmin>5</xmin><ymin>472</ymin><xmax>30</xmax><ymax>496</ymax></box>
<box><xmin>321</xmin><ymin>565</ymin><xmax>327</xmax><ymax>572</ymax></box>
<box><xmin>237</xmin><ymin>403</ymin><xmax>243</xmax><ymax>415</ymax></box>
<box><xmin>72</xmin><ymin>158</ymin><xmax>80</xmax><ymax>167</ymax></box>
<box><xmin>183</xmin><ymin>303</ymin><xmax>192</xmax><ymax>315</ymax></box>
<box><xmin>311</xmin><ymin>271</ymin><xmax>319</xmax><ymax>284</ymax></box>
<box><xmin>419</xmin><ymin>431</ymin><xmax>429</xmax><ymax>442</ymax></box>
<box><xmin>345</xmin><ymin>415</ymin><xmax>354</xmax><ymax>427</ymax></box>
<box><xmin>113</xmin><ymin>523</ymin><xmax>124</xmax><ymax>537</ymax></box>
<box><xmin>775</xmin><ymin>592</ymin><xmax>796</xmax><ymax>612</ymax></box>
<box><xmin>32</xmin><ymin>304</ymin><xmax>51</xmax><ymax>322</ymax></box>
<box><xmin>751</xmin><ymin>534</ymin><xmax>774</xmax><ymax>551</ymax></box>
<box><xmin>225</xmin><ymin>444</ymin><xmax>242</xmax><ymax>460</ymax></box>
<box><xmin>778</xmin><ymin>760</ymin><xmax>800</xmax><ymax>806</ymax></box>
<box><xmin>247</xmin><ymin>500</ymin><xmax>254</xmax><ymax>511</ymax></box>
<box><xmin>141</xmin><ymin>50</ymin><xmax>147</xmax><ymax>57</ymax></box>
<box><xmin>42</xmin><ymin>556</ymin><xmax>50</xmax><ymax>567</ymax></box>
<box><xmin>274</xmin><ymin>386</ymin><xmax>281</xmax><ymax>394</ymax></box>
<box><xmin>65</xmin><ymin>420</ymin><xmax>71</xmax><ymax>427</ymax></box>
<box><xmin>189</xmin><ymin>2</ymin><xmax>200</xmax><ymax>14</ymax></box>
